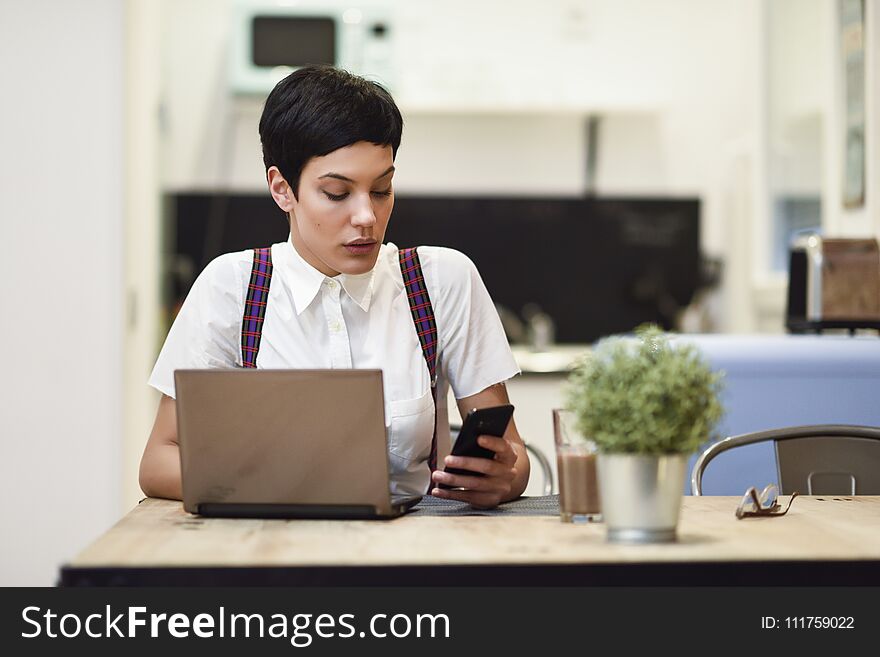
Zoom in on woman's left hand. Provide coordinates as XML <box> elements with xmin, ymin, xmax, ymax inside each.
<box><xmin>430</xmin><ymin>435</ymin><xmax>520</xmax><ymax>509</ymax></box>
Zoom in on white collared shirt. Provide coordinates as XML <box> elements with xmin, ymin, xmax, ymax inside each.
<box><xmin>149</xmin><ymin>236</ymin><xmax>520</xmax><ymax>495</ymax></box>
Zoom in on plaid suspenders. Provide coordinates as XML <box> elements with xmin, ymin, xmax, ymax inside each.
<box><xmin>241</xmin><ymin>246</ymin><xmax>440</xmax><ymax>481</ymax></box>
<box><xmin>398</xmin><ymin>248</ymin><xmax>440</xmax><ymax>478</ymax></box>
<box><xmin>241</xmin><ymin>247</ymin><xmax>273</xmax><ymax>368</ymax></box>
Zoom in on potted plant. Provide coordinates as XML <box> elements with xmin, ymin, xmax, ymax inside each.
<box><xmin>564</xmin><ymin>325</ymin><xmax>724</xmax><ymax>543</ymax></box>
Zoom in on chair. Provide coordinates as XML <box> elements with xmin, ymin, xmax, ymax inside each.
<box><xmin>449</xmin><ymin>424</ymin><xmax>554</xmax><ymax>495</ymax></box>
<box><xmin>524</xmin><ymin>443</ymin><xmax>554</xmax><ymax>496</ymax></box>
<box><xmin>691</xmin><ymin>424</ymin><xmax>880</xmax><ymax>496</ymax></box>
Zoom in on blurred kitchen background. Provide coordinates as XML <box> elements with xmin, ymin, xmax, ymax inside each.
<box><xmin>1</xmin><ymin>0</ymin><xmax>878</xmax><ymax>584</ymax></box>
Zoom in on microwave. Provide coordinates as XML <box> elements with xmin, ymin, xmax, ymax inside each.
<box><xmin>229</xmin><ymin>0</ymin><xmax>395</xmax><ymax>96</ymax></box>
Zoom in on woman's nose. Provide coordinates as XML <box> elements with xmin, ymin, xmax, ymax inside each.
<box><xmin>351</xmin><ymin>196</ymin><xmax>377</xmax><ymax>227</ymax></box>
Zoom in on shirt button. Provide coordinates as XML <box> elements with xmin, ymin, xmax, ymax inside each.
<box><xmin>329</xmin><ymin>321</ymin><xmax>340</xmax><ymax>332</ymax></box>
<box><xmin>327</xmin><ymin>280</ymin><xmax>337</xmax><ymax>289</ymax></box>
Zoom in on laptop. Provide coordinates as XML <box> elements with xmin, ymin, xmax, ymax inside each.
<box><xmin>174</xmin><ymin>369</ymin><xmax>422</xmax><ymax>519</ymax></box>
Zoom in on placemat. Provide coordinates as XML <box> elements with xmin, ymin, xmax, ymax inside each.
<box><xmin>410</xmin><ymin>494</ymin><xmax>560</xmax><ymax>516</ymax></box>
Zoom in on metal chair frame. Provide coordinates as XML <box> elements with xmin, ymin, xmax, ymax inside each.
<box><xmin>691</xmin><ymin>424</ymin><xmax>880</xmax><ymax>496</ymax></box>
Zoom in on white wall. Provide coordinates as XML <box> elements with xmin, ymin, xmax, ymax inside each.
<box><xmin>743</xmin><ymin>0</ymin><xmax>829</xmax><ymax>334</ymax></box>
<box><xmin>768</xmin><ymin>0</ymin><xmax>826</xmax><ymax>199</ymax></box>
<box><xmin>871</xmin><ymin>1</ymin><xmax>880</xmax><ymax>240</ymax></box>
<box><xmin>0</xmin><ymin>0</ymin><xmax>124</xmax><ymax>585</ymax></box>
<box><xmin>825</xmin><ymin>0</ymin><xmax>880</xmax><ymax>239</ymax></box>
<box><xmin>123</xmin><ymin>0</ymin><xmax>163</xmax><ymax>513</ymax></box>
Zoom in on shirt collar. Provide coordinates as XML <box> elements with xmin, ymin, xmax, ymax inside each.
<box><xmin>278</xmin><ymin>235</ymin><xmax>376</xmax><ymax>314</ymax></box>
<box><xmin>337</xmin><ymin>267</ymin><xmax>375</xmax><ymax>312</ymax></box>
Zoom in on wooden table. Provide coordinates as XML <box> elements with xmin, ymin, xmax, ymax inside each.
<box><xmin>60</xmin><ymin>496</ymin><xmax>880</xmax><ymax>586</ymax></box>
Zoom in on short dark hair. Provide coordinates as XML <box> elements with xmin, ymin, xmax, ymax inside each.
<box><xmin>259</xmin><ymin>65</ymin><xmax>403</xmax><ymax>198</ymax></box>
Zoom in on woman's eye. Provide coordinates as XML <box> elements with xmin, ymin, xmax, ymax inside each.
<box><xmin>323</xmin><ymin>191</ymin><xmax>349</xmax><ymax>202</ymax></box>
<box><xmin>371</xmin><ymin>189</ymin><xmax>393</xmax><ymax>198</ymax></box>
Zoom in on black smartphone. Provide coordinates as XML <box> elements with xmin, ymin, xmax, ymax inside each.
<box><xmin>439</xmin><ymin>404</ymin><xmax>514</xmax><ymax>489</ymax></box>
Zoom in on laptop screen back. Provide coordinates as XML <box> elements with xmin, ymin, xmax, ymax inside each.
<box><xmin>174</xmin><ymin>369</ymin><xmax>393</xmax><ymax>515</ymax></box>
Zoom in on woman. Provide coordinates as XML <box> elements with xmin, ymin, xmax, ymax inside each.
<box><xmin>139</xmin><ymin>65</ymin><xmax>529</xmax><ymax>508</ymax></box>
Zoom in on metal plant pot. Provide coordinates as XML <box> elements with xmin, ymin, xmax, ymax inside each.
<box><xmin>596</xmin><ymin>453</ymin><xmax>688</xmax><ymax>543</ymax></box>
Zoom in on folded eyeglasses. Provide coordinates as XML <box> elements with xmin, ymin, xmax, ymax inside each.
<box><xmin>735</xmin><ymin>483</ymin><xmax>799</xmax><ymax>519</ymax></box>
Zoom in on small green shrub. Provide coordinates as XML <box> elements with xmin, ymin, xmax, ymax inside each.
<box><xmin>565</xmin><ymin>325</ymin><xmax>724</xmax><ymax>455</ymax></box>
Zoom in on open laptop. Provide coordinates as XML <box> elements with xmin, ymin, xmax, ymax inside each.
<box><xmin>174</xmin><ymin>369</ymin><xmax>422</xmax><ymax>519</ymax></box>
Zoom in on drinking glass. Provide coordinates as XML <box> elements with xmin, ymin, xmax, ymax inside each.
<box><xmin>552</xmin><ymin>408</ymin><xmax>602</xmax><ymax>523</ymax></box>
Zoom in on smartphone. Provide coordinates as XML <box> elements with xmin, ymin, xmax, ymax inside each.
<box><xmin>439</xmin><ymin>404</ymin><xmax>514</xmax><ymax>489</ymax></box>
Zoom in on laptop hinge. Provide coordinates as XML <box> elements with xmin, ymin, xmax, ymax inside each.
<box><xmin>196</xmin><ymin>503</ymin><xmax>390</xmax><ymax>520</ymax></box>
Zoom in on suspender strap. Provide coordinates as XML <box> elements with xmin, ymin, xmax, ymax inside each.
<box><xmin>398</xmin><ymin>248</ymin><xmax>438</xmax><ymax>383</ymax></box>
<box><xmin>398</xmin><ymin>247</ymin><xmax>440</xmax><ymax>480</ymax></box>
<box><xmin>241</xmin><ymin>247</ymin><xmax>273</xmax><ymax>368</ymax></box>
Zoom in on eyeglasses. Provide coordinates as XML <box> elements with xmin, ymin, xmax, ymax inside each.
<box><xmin>735</xmin><ymin>483</ymin><xmax>799</xmax><ymax>519</ymax></box>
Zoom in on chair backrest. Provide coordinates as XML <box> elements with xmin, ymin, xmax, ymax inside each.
<box><xmin>691</xmin><ymin>425</ymin><xmax>880</xmax><ymax>495</ymax></box>
<box><xmin>524</xmin><ymin>443</ymin><xmax>554</xmax><ymax>496</ymax></box>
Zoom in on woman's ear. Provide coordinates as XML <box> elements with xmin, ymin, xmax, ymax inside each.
<box><xmin>267</xmin><ymin>166</ymin><xmax>295</xmax><ymax>212</ymax></box>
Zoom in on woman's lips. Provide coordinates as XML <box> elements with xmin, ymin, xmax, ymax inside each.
<box><xmin>344</xmin><ymin>241</ymin><xmax>377</xmax><ymax>255</ymax></box>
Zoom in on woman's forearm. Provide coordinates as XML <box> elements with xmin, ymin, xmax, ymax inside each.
<box><xmin>139</xmin><ymin>442</ymin><xmax>183</xmax><ymax>501</ymax></box>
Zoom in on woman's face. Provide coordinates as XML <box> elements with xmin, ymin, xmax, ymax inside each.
<box><xmin>268</xmin><ymin>141</ymin><xmax>395</xmax><ymax>277</ymax></box>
